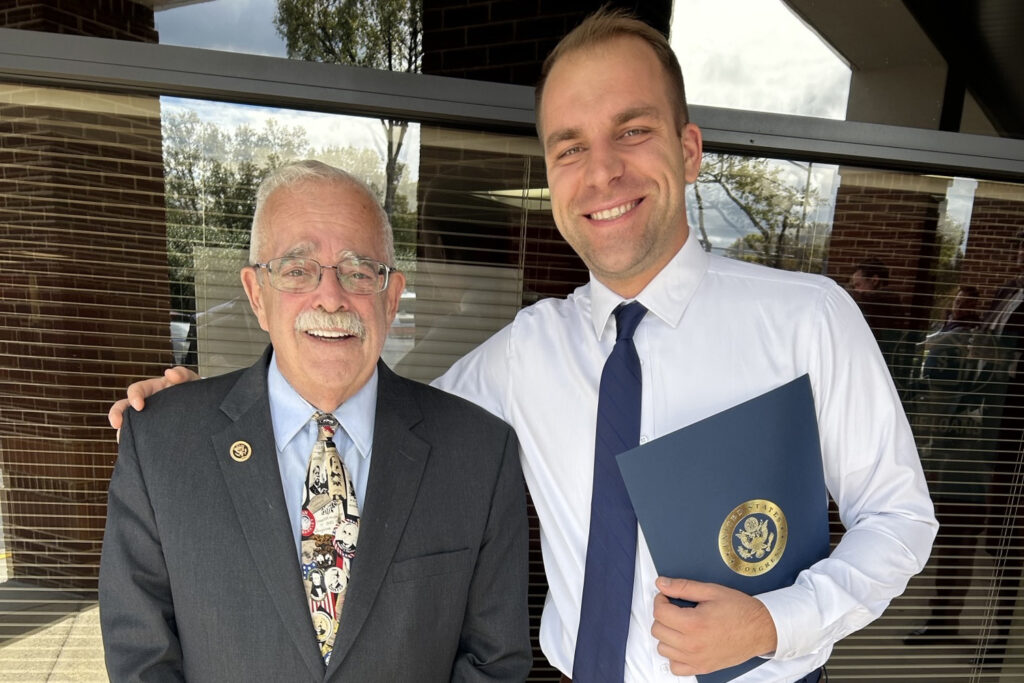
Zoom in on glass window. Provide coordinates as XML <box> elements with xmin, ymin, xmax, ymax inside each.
<box><xmin>0</xmin><ymin>82</ymin><xmax>551</xmax><ymax>678</ymax></box>
<box><xmin>155</xmin><ymin>0</ymin><xmax>422</xmax><ymax>77</ymax></box>
<box><xmin>670</xmin><ymin>0</ymin><xmax>851</xmax><ymax>119</ymax></box>
<box><xmin>3</xmin><ymin>77</ymin><xmax>1024</xmax><ymax>682</ymax></box>
<box><xmin>156</xmin><ymin>0</ymin><xmax>286</xmax><ymax>57</ymax></box>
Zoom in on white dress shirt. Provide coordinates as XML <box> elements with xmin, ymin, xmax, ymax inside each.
<box><xmin>266</xmin><ymin>353</ymin><xmax>377</xmax><ymax>559</ymax></box>
<box><xmin>434</xmin><ymin>229</ymin><xmax>937</xmax><ymax>682</ymax></box>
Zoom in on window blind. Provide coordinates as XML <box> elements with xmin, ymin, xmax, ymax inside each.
<box><xmin>3</xmin><ymin>82</ymin><xmax>1024</xmax><ymax>680</ymax></box>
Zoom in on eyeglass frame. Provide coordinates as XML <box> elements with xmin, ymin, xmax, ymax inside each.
<box><xmin>251</xmin><ymin>255</ymin><xmax>398</xmax><ymax>295</ymax></box>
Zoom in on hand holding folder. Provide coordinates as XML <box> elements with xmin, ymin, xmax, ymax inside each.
<box><xmin>651</xmin><ymin>576</ymin><xmax>780</xmax><ymax>679</ymax></box>
<box><xmin>616</xmin><ymin>374</ymin><xmax>830</xmax><ymax>683</ymax></box>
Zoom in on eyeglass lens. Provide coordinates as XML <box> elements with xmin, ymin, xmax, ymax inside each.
<box><xmin>265</xmin><ymin>257</ymin><xmax>386</xmax><ymax>294</ymax></box>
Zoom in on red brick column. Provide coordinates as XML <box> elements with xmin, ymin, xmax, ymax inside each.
<box><xmin>0</xmin><ymin>1</ymin><xmax>166</xmax><ymax>588</ymax></box>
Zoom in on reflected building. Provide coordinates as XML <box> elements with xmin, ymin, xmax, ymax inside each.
<box><xmin>1</xmin><ymin>0</ymin><xmax>1023</xmax><ymax>680</ymax></box>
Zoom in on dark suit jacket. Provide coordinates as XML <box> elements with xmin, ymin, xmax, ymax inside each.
<box><xmin>99</xmin><ymin>349</ymin><xmax>531</xmax><ymax>682</ymax></box>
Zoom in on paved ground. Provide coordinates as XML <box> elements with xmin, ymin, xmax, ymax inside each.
<box><xmin>0</xmin><ymin>560</ymin><xmax>1020</xmax><ymax>682</ymax></box>
<box><xmin>0</xmin><ymin>604</ymin><xmax>106</xmax><ymax>682</ymax></box>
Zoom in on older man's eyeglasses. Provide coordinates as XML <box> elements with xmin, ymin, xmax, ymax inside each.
<box><xmin>253</xmin><ymin>256</ymin><xmax>396</xmax><ymax>295</ymax></box>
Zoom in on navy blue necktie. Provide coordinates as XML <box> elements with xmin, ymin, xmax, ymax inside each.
<box><xmin>573</xmin><ymin>301</ymin><xmax>647</xmax><ymax>682</ymax></box>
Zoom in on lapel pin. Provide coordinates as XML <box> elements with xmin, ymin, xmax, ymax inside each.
<box><xmin>229</xmin><ymin>441</ymin><xmax>252</xmax><ymax>462</ymax></box>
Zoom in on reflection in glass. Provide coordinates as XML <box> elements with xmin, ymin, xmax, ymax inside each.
<box><xmin>670</xmin><ymin>0</ymin><xmax>850</xmax><ymax>119</ymax></box>
<box><xmin>3</xmin><ymin>75</ymin><xmax>1024</xmax><ymax>680</ymax></box>
<box><xmin>687</xmin><ymin>154</ymin><xmax>838</xmax><ymax>272</ymax></box>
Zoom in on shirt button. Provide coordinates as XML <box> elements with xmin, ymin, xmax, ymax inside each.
<box><xmin>661</xmin><ymin>663</ymin><xmax>670</xmax><ymax>673</ymax></box>
<box><xmin>640</xmin><ymin>435</ymin><xmax>649</xmax><ymax>444</ymax></box>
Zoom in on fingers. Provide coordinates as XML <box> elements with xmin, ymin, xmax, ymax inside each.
<box><xmin>653</xmin><ymin>638</ymin><xmax>699</xmax><ymax>676</ymax></box>
<box><xmin>650</xmin><ymin>601</ymin><xmax>707</xmax><ymax>676</ymax></box>
<box><xmin>656</xmin><ymin>576</ymin><xmax>711</xmax><ymax>601</ymax></box>
<box><xmin>112</xmin><ymin>366</ymin><xmax>199</xmax><ymax>434</ymax></box>
<box><xmin>126</xmin><ymin>371</ymin><xmax>188</xmax><ymax>411</ymax></box>
<box><xmin>164</xmin><ymin>366</ymin><xmax>198</xmax><ymax>385</ymax></box>
<box><xmin>650</xmin><ymin>580</ymin><xmax>778</xmax><ymax>675</ymax></box>
<box><xmin>108</xmin><ymin>398</ymin><xmax>131</xmax><ymax>430</ymax></box>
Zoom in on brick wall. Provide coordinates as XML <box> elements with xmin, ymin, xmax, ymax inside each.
<box><xmin>423</xmin><ymin>0</ymin><xmax>671</xmax><ymax>85</ymax></box>
<box><xmin>828</xmin><ymin>182</ymin><xmax>943</xmax><ymax>323</ymax></box>
<box><xmin>959</xmin><ymin>196</ymin><xmax>1024</xmax><ymax>301</ymax></box>
<box><xmin>0</xmin><ymin>1</ymin><xmax>166</xmax><ymax>589</ymax></box>
<box><xmin>0</xmin><ymin>0</ymin><xmax>157</xmax><ymax>41</ymax></box>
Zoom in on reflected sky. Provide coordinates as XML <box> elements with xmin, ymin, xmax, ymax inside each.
<box><xmin>159</xmin><ymin>97</ymin><xmax>421</xmax><ymax>177</ymax></box>
<box><xmin>156</xmin><ymin>0</ymin><xmax>850</xmax><ymax>120</ymax></box>
<box><xmin>671</xmin><ymin>0</ymin><xmax>850</xmax><ymax>119</ymax></box>
<box><xmin>156</xmin><ymin>0</ymin><xmax>285</xmax><ymax>57</ymax></box>
<box><xmin>158</xmin><ymin>0</ymin><xmax>979</xmax><ymax>273</ymax></box>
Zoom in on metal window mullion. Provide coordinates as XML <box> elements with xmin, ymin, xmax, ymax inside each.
<box><xmin>1</xmin><ymin>27</ymin><xmax>1024</xmax><ymax>181</ymax></box>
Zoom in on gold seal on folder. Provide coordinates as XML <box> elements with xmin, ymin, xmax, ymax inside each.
<box><xmin>719</xmin><ymin>499</ymin><xmax>788</xmax><ymax>576</ymax></box>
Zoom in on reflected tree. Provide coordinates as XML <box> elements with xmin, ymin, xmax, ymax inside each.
<box><xmin>275</xmin><ymin>0</ymin><xmax>423</xmax><ymax>223</ymax></box>
<box><xmin>318</xmin><ymin>145</ymin><xmax>417</xmax><ymax>260</ymax></box>
<box><xmin>163</xmin><ymin>111</ymin><xmax>310</xmax><ymax>312</ymax></box>
<box><xmin>697</xmin><ymin>154</ymin><xmax>825</xmax><ymax>272</ymax></box>
<box><xmin>163</xmin><ymin>113</ymin><xmax>417</xmax><ymax>314</ymax></box>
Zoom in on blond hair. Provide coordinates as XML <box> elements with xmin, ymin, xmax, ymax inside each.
<box><xmin>535</xmin><ymin>7</ymin><xmax>689</xmax><ymax>137</ymax></box>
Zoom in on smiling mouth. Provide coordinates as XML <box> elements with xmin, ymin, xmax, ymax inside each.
<box><xmin>296</xmin><ymin>310</ymin><xmax>366</xmax><ymax>341</ymax></box>
<box><xmin>587</xmin><ymin>199</ymin><xmax>640</xmax><ymax>221</ymax></box>
<box><xmin>305</xmin><ymin>329</ymin><xmax>357</xmax><ymax>341</ymax></box>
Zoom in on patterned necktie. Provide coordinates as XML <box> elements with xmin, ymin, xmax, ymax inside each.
<box><xmin>300</xmin><ymin>412</ymin><xmax>360</xmax><ymax>664</ymax></box>
<box><xmin>573</xmin><ymin>301</ymin><xmax>648</xmax><ymax>682</ymax></box>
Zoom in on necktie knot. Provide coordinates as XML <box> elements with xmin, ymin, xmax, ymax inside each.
<box><xmin>614</xmin><ymin>301</ymin><xmax>648</xmax><ymax>342</ymax></box>
<box><xmin>314</xmin><ymin>411</ymin><xmax>339</xmax><ymax>443</ymax></box>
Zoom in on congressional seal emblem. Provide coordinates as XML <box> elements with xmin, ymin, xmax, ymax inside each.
<box><xmin>229</xmin><ymin>440</ymin><xmax>252</xmax><ymax>462</ymax></box>
<box><xmin>718</xmin><ymin>499</ymin><xmax>788</xmax><ymax>576</ymax></box>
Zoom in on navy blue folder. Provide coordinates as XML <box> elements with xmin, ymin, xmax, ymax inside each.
<box><xmin>615</xmin><ymin>374</ymin><xmax>829</xmax><ymax>683</ymax></box>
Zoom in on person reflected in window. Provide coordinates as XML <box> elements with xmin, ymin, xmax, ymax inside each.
<box><xmin>957</xmin><ymin>232</ymin><xmax>1024</xmax><ymax>666</ymax></box>
<box><xmin>939</xmin><ymin>285</ymin><xmax>983</xmax><ymax>333</ymax></box>
<box><xmin>906</xmin><ymin>284</ymin><xmax>990</xmax><ymax>646</ymax></box>
<box><xmin>848</xmin><ymin>259</ymin><xmax>913</xmax><ymax>394</ymax></box>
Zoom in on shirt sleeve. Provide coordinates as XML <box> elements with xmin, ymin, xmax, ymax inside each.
<box><xmin>431</xmin><ymin>321</ymin><xmax>516</xmax><ymax>422</ymax></box>
<box><xmin>756</xmin><ymin>281</ymin><xmax>938</xmax><ymax>659</ymax></box>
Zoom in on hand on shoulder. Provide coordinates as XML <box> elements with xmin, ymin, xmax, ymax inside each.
<box><xmin>108</xmin><ymin>366</ymin><xmax>200</xmax><ymax>437</ymax></box>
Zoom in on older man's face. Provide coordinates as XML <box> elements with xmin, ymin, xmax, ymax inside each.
<box><xmin>241</xmin><ymin>178</ymin><xmax>404</xmax><ymax>411</ymax></box>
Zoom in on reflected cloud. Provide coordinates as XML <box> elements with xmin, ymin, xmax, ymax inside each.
<box><xmin>161</xmin><ymin>97</ymin><xmax>421</xmax><ymax>180</ymax></box>
<box><xmin>156</xmin><ymin>0</ymin><xmax>285</xmax><ymax>57</ymax></box>
<box><xmin>671</xmin><ymin>0</ymin><xmax>850</xmax><ymax>119</ymax></box>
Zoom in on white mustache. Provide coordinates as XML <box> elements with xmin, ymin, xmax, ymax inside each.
<box><xmin>294</xmin><ymin>310</ymin><xmax>366</xmax><ymax>340</ymax></box>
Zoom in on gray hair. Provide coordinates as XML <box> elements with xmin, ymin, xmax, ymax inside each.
<box><xmin>249</xmin><ymin>159</ymin><xmax>395</xmax><ymax>265</ymax></box>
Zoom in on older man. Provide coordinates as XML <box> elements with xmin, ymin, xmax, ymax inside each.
<box><xmin>99</xmin><ymin>160</ymin><xmax>530</xmax><ymax>682</ymax></box>
<box><xmin>110</xmin><ymin>10</ymin><xmax>936</xmax><ymax>683</ymax></box>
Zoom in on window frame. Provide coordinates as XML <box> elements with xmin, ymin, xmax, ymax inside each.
<box><xmin>0</xmin><ymin>26</ymin><xmax>1022</xmax><ymax>182</ymax></box>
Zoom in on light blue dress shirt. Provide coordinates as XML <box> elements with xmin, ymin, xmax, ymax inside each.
<box><xmin>266</xmin><ymin>352</ymin><xmax>377</xmax><ymax>559</ymax></box>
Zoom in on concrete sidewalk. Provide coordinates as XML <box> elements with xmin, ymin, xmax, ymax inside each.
<box><xmin>0</xmin><ymin>599</ymin><xmax>106</xmax><ymax>683</ymax></box>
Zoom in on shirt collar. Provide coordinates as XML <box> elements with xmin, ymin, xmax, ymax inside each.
<box><xmin>588</xmin><ymin>228</ymin><xmax>710</xmax><ymax>339</ymax></box>
<box><xmin>267</xmin><ymin>351</ymin><xmax>378</xmax><ymax>460</ymax></box>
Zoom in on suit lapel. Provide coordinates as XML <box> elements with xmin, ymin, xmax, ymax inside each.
<box><xmin>212</xmin><ymin>349</ymin><xmax>324</xmax><ymax>680</ymax></box>
<box><xmin>327</xmin><ymin>363</ymin><xmax>429</xmax><ymax>673</ymax></box>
